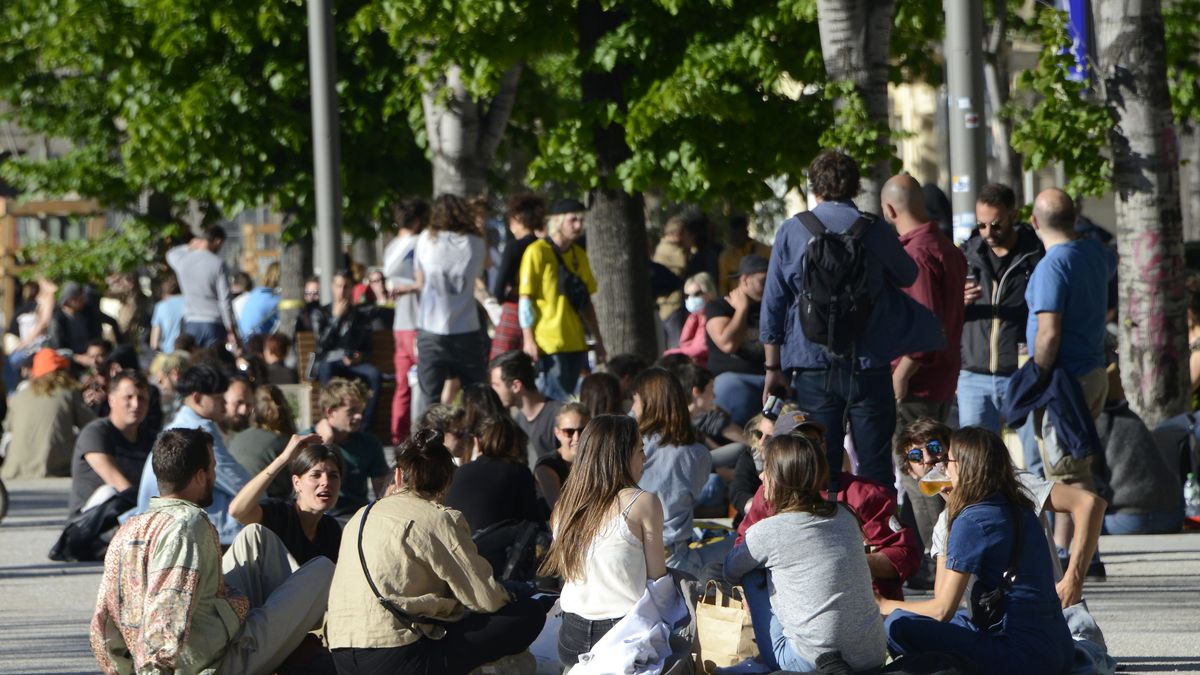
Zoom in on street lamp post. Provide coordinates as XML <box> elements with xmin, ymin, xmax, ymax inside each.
<box><xmin>945</xmin><ymin>0</ymin><xmax>987</xmax><ymax>244</ymax></box>
<box><xmin>306</xmin><ymin>0</ymin><xmax>343</xmax><ymax>303</ymax></box>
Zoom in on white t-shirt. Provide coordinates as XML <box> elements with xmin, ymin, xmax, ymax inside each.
<box><xmin>414</xmin><ymin>231</ymin><xmax>485</xmax><ymax>336</ymax></box>
<box><xmin>930</xmin><ymin>470</ymin><xmax>1062</xmax><ymax>579</ymax></box>
<box><xmin>383</xmin><ymin>232</ymin><xmax>420</xmax><ymax>331</ymax></box>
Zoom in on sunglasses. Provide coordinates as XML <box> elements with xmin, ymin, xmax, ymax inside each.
<box><xmin>905</xmin><ymin>439</ymin><xmax>945</xmax><ymax>463</ymax></box>
<box><xmin>559</xmin><ymin>427</ymin><xmax>583</xmax><ymax>437</ymax></box>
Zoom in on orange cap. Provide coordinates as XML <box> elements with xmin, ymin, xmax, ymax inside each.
<box><xmin>32</xmin><ymin>348</ymin><xmax>71</xmax><ymax>379</ymax></box>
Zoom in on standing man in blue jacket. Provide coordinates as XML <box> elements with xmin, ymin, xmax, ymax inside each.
<box><xmin>1026</xmin><ymin>188</ymin><xmax>1116</xmax><ymax>573</ymax></box>
<box><xmin>761</xmin><ymin>153</ymin><xmax>943</xmax><ymax>487</ymax></box>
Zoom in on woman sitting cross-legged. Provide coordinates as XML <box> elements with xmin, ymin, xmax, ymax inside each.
<box><xmin>724</xmin><ymin>432</ymin><xmax>886</xmax><ymax>673</ymax></box>
<box><xmin>877</xmin><ymin>427</ymin><xmax>1074</xmax><ymax>675</ymax></box>
<box><xmin>539</xmin><ymin>414</ymin><xmax>668</xmax><ymax>669</ymax></box>
<box><xmin>228</xmin><ymin>433</ymin><xmax>344</xmax><ymax>565</ymax></box>
<box><xmin>325</xmin><ymin>429</ymin><xmax>546</xmax><ymax>674</ymax></box>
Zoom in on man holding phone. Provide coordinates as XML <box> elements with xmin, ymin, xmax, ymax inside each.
<box><xmin>959</xmin><ymin>183</ymin><xmax>1045</xmax><ymax>475</ymax></box>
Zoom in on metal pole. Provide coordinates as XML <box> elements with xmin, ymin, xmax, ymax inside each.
<box><xmin>944</xmin><ymin>0</ymin><xmax>987</xmax><ymax>245</ymax></box>
<box><xmin>306</xmin><ymin>0</ymin><xmax>343</xmax><ymax>304</ymax></box>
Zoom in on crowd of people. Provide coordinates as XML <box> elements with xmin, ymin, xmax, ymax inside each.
<box><xmin>1</xmin><ymin>149</ymin><xmax>1193</xmax><ymax>674</ymax></box>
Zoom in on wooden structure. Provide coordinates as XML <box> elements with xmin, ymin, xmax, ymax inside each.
<box><xmin>0</xmin><ymin>197</ymin><xmax>105</xmax><ymax>322</ymax></box>
<box><xmin>294</xmin><ymin>330</ymin><xmax>397</xmax><ymax>443</ymax></box>
<box><xmin>239</xmin><ymin>221</ymin><xmax>283</xmax><ymax>282</ymax></box>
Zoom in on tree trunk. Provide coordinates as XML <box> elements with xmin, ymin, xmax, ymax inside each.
<box><xmin>1093</xmin><ymin>0</ymin><xmax>1189</xmax><ymax>428</ymax></box>
<box><xmin>578</xmin><ymin>0</ymin><xmax>657</xmax><ymax>361</ymax></box>
<box><xmin>277</xmin><ymin>229</ymin><xmax>313</xmax><ymax>338</ymax></box>
<box><xmin>815</xmin><ymin>0</ymin><xmax>895</xmax><ymax>215</ymax></box>
<box><xmin>983</xmin><ymin>0</ymin><xmax>1022</xmax><ymax>199</ymax></box>
<box><xmin>422</xmin><ymin>63</ymin><xmax>522</xmax><ymax>197</ymax></box>
<box><xmin>1181</xmin><ymin>123</ymin><xmax>1200</xmax><ymax>241</ymax></box>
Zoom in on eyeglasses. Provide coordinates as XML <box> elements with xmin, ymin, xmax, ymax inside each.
<box><xmin>304</xmin><ymin>290</ymin><xmax>320</xmax><ymax>297</ymax></box>
<box><xmin>559</xmin><ymin>427</ymin><xmax>583</xmax><ymax>437</ymax></box>
<box><xmin>905</xmin><ymin>439</ymin><xmax>945</xmax><ymax>463</ymax></box>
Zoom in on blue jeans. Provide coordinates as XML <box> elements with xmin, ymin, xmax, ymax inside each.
<box><xmin>885</xmin><ymin>607</ymin><xmax>1072</xmax><ymax>675</ymax></box>
<box><xmin>183</xmin><ymin>320</ymin><xmax>226</xmax><ymax>348</ymax></box>
<box><xmin>791</xmin><ymin>366</ymin><xmax>895</xmax><ymax>487</ymax></box>
<box><xmin>537</xmin><ymin>351</ymin><xmax>588</xmax><ymax>401</ymax></box>
<box><xmin>956</xmin><ymin>370</ymin><xmax>1042</xmax><ymax>477</ymax></box>
<box><xmin>714</xmin><ymin>372</ymin><xmax>766</xmax><ymax>427</ymax></box>
<box><xmin>1102</xmin><ymin>510</ymin><xmax>1183</xmax><ymax>535</ymax></box>
<box><xmin>741</xmin><ymin>569</ymin><xmax>816</xmax><ymax>672</ymax></box>
<box><xmin>318</xmin><ymin>360</ymin><xmax>382</xmax><ymax>428</ymax></box>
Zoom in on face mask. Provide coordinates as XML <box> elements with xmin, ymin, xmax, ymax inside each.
<box><xmin>685</xmin><ymin>296</ymin><xmax>706</xmax><ymax>314</ymax></box>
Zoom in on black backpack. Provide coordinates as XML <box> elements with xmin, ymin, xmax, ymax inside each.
<box><xmin>796</xmin><ymin>211</ymin><xmax>875</xmax><ymax>357</ymax></box>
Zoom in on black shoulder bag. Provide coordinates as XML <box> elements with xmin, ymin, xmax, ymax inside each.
<box><xmin>547</xmin><ymin>240</ymin><xmax>592</xmax><ymax>315</ymax></box>
<box><xmin>356</xmin><ymin>500</ymin><xmax>449</xmax><ymax>640</ymax></box>
<box><xmin>969</xmin><ymin>504</ymin><xmax>1024</xmax><ymax>631</ymax></box>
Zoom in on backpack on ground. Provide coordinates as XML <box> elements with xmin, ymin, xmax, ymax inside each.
<box><xmin>796</xmin><ymin>211</ymin><xmax>876</xmax><ymax>357</ymax></box>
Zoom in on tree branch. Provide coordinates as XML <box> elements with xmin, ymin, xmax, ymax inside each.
<box><xmin>477</xmin><ymin>62</ymin><xmax>524</xmax><ymax>166</ymax></box>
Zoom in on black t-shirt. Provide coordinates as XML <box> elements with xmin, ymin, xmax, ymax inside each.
<box><xmin>69</xmin><ymin>418</ymin><xmax>155</xmax><ymax>515</ymax></box>
<box><xmin>534</xmin><ymin>453</ymin><xmax>571</xmax><ymax>484</ymax></box>
<box><xmin>259</xmin><ymin>499</ymin><xmax>343</xmax><ymax>564</ymax></box>
<box><xmin>704</xmin><ymin>298</ymin><xmax>765</xmax><ymax>375</ymax></box>
<box><xmin>490</xmin><ymin>233</ymin><xmax>538</xmax><ymax>302</ymax></box>
<box><xmin>986</xmin><ymin>246</ymin><xmax>1015</xmax><ymax>280</ymax></box>
<box><xmin>443</xmin><ymin>455</ymin><xmax>543</xmax><ymax>533</ymax></box>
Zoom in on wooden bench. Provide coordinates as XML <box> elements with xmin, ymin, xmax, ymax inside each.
<box><xmin>294</xmin><ymin>330</ymin><xmax>397</xmax><ymax>443</ymax></box>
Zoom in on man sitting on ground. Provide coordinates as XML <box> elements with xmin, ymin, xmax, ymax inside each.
<box><xmin>133</xmin><ymin>363</ymin><xmax>251</xmax><ymax>545</ymax></box>
<box><xmin>303</xmin><ymin>377</ymin><xmax>388</xmax><ymax>518</ymax></box>
<box><xmin>92</xmin><ymin>428</ymin><xmax>333</xmax><ymax>674</ymax></box>
<box><xmin>69</xmin><ymin>371</ymin><xmax>155</xmax><ymax>516</ymax></box>
<box><xmin>490</xmin><ymin>350</ymin><xmax>563</xmax><ymax>464</ymax></box>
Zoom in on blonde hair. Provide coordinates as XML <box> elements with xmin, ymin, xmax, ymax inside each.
<box><xmin>318</xmin><ymin>377</ymin><xmax>368</xmax><ymax>413</ymax></box>
<box><xmin>150</xmin><ymin>351</ymin><xmax>191</xmax><ymax>377</ymax></box>
<box><xmin>31</xmin><ymin>370</ymin><xmax>80</xmax><ymax>396</ymax></box>
<box><xmin>685</xmin><ymin>271</ymin><xmax>716</xmax><ymax>297</ymax></box>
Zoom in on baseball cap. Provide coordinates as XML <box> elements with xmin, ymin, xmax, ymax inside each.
<box><xmin>32</xmin><ymin>347</ymin><xmax>71</xmax><ymax>378</ymax></box>
<box><xmin>547</xmin><ymin>198</ymin><xmax>586</xmax><ymax>216</ymax></box>
<box><xmin>731</xmin><ymin>254</ymin><xmax>768</xmax><ymax>278</ymax></box>
<box><xmin>771</xmin><ymin>410</ymin><xmax>827</xmax><ymax>438</ymax></box>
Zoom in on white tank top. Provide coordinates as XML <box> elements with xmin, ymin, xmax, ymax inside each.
<box><xmin>559</xmin><ymin>490</ymin><xmax>648</xmax><ymax>620</ymax></box>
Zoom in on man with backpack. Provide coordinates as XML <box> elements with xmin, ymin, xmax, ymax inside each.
<box><xmin>761</xmin><ymin>152</ymin><xmax>944</xmax><ymax>487</ymax></box>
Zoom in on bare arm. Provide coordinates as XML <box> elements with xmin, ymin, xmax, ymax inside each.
<box><xmin>705</xmin><ymin>312</ymin><xmax>747</xmax><ymax>354</ymax></box>
<box><xmin>149</xmin><ymin>324</ymin><xmax>162</xmax><ymax>352</ymax></box>
<box><xmin>229</xmin><ymin>434</ymin><xmax>321</xmax><ymax>525</ymax></box>
<box><xmin>83</xmin><ymin>452</ymin><xmax>134</xmax><ymax>492</ymax></box>
<box><xmin>878</xmin><ymin>555</ymin><xmax>969</xmax><ymax>621</ymax></box>
<box><xmin>629</xmin><ymin>491</ymin><xmax>668</xmax><ymax>580</ymax></box>
<box><xmin>1047</xmin><ymin>481</ymin><xmax>1107</xmax><ymax>607</ymax></box>
<box><xmin>1034</xmin><ymin>311</ymin><xmax>1063</xmax><ymax>372</ymax></box>
<box><xmin>892</xmin><ymin>355</ymin><xmax>921</xmax><ymax>402</ymax></box>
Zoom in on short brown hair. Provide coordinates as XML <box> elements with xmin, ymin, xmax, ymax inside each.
<box><xmin>476</xmin><ymin>416</ymin><xmax>528</xmax><ymax>465</ymax></box>
<box><xmin>808</xmin><ymin>151</ymin><xmax>861</xmax><ymax>202</ymax></box>
<box><xmin>153</xmin><ymin>428</ymin><xmax>213</xmax><ymax>495</ymax></box>
<box><xmin>893</xmin><ymin>417</ymin><xmax>952</xmax><ymax>468</ymax></box>
<box><xmin>264</xmin><ymin>333</ymin><xmax>290</xmax><ymax>359</ymax></box>
<box><xmin>976</xmin><ymin>183</ymin><xmax>1016</xmax><ymax>211</ymax></box>
<box><xmin>506</xmin><ymin>193</ymin><xmax>546</xmax><ymax>231</ymax></box>
<box><xmin>393</xmin><ymin>429</ymin><xmax>456</xmax><ymax>498</ymax></box>
<box><xmin>319</xmin><ymin>377</ymin><xmax>367</xmax><ymax>415</ymax></box>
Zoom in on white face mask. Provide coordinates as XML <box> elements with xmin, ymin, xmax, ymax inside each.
<box><xmin>685</xmin><ymin>296</ymin><xmax>706</xmax><ymax>314</ymax></box>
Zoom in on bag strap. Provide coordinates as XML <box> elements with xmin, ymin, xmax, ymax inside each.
<box><xmin>545</xmin><ymin>237</ymin><xmax>572</xmax><ymax>273</ymax></box>
<box><xmin>796</xmin><ymin>211</ymin><xmax>826</xmax><ymax>238</ymax></box>
<box><xmin>846</xmin><ymin>214</ymin><xmax>874</xmax><ymax>239</ymax></box>
<box><xmin>357</xmin><ymin>500</ymin><xmax>448</xmax><ymax>640</ymax></box>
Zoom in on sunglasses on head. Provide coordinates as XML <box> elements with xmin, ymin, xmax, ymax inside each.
<box><xmin>905</xmin><ymin>439</ymin><xmax>945</xmax><ymax>463</ymax></box>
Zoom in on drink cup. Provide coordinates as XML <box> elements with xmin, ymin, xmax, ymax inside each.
<box><xmin>919</xmin><ymin>465</ymin><xmax>952</xmax><ymax>496</ymax></box>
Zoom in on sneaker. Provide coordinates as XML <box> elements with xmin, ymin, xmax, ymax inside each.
<box><xmin>713</xmin><ymin>657</ymin><xmax>773</xmax><ymax>674</ymax></box>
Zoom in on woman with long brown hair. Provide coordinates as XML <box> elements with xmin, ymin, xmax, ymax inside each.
<box><xmin>631</xmin><ymin>367</ymin><xmax>716</xmax><ymax>575</ymax></box>
<box><xmin>877</xmin><ymin>427</ymin><xmax>1073</xmax><ymax>675</ymax></box>
<box><xmin>725</xmin><ymin>432</ymin><xmax>885</xmax><ymax>672</ymax></box>
<box><xmin>2</xmin><ymin>348</ymin><xmax>94</xmax><ymax>479</ymax></box>
<box><xmin>540</xmin><ymin>414</ymin><xmax>666</xmax><ymax>668</ymax></box>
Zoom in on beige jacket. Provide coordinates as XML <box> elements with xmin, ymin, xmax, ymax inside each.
<box><xmin>325</xmin><ymin>491</ymin><xmax>510</xmax><ymax>649</ymax></box>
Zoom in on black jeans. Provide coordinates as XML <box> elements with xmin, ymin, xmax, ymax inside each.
<box><xmin>558</xmin><ymin>612</ymin><xmax>622</xmax><ymax>667</ymax></box>
<box><xmin>331</xmin><ymin>596</ymin><xmax>546</xmax><ymax>675</ymax></box>
<box><xmin>415</xmin><ymin>330</ymin><xmax>488</xmax><ymax>403</ymax></box>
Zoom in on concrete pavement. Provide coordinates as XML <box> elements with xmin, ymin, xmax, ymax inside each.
<box><xmin>2</xmin><ymin>477</ymin><xmax>1199</xmax><ymax>674</ymax></box>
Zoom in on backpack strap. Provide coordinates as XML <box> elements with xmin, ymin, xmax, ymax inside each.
<box><xmin>796</xmin><ymin>211</ymin><xmax>827</xmax><ymax>238</ymax></box>
<box><xmin>846</xmin><ymin>214</ymin><xmax>875</xmax><ymax>238</ymax></box>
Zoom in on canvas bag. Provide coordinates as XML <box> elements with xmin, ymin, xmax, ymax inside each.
<box><xmin>696</xmin><ymin>581</ymin><xmax>757</xmax><ymax>669</ymax></box>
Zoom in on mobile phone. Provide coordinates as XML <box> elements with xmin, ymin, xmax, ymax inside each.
<box><xmin>763</xmin><ymin>395</ymin><xmax>784</xmax><ymax>421</ymax></box>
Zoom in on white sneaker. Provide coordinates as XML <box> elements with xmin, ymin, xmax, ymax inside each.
<box><xmin>713</xmin><ymin>657</ymin><xmax>773</xmax><ymax>675</ymax></box>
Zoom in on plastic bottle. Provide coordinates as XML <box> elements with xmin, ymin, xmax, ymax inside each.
<box><xmin>1185</xmin><ymin>473</ymin><xmax>1200</xmax><ymax>519</ymax></box>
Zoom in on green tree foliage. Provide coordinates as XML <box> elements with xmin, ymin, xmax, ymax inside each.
<box><xmin>1003</xmin><ymin>9</ymin><xmax>1114</xmax><ymax>200</ymax></box>
<box><xmin>0</xmin><ymin>0</ymin><xmax>429</xmax><ymax>240</ymax></box>
<box><xmin>17</xmin><ymin>221</ymin><xmax>159</xmax><ymax>285</ymax></box>
<box><xmin>1164</xmin><ymin>0</ymin><xmax>1200</xmax><ymax>125</ymax></box>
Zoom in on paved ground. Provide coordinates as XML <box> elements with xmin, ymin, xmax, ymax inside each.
<box><xmin>2</xmin><ymin>478</ymin><xmax>1199</xmax><ymax>674</ymax></box>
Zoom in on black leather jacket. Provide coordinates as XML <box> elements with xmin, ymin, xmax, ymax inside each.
<box><xmin>960</xmin><ymin>226</ymin><xmax>1044</xmax><ymax>375</ymax></box>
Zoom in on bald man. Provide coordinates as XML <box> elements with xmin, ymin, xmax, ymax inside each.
<box><xmin>881</xmin><ymin>175</ymin><xmax>967</xmax><ymax>577</ymax></box>
<box><xmin>1025</xmin><ymin>188</ymin><xmax>1116</xmax><ymax>576</ymax></box>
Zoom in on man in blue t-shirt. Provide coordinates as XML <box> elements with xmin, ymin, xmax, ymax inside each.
<box><xmin>1025</xmin><ymin>188</ymin><xmax>1116</xmax><ymax>575</ymax></box>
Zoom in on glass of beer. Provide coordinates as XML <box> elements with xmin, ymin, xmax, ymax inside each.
<box><xmin>918</xmin><ymin>465</ymin><xmax>952</xmax><ymax>496</ymax></box>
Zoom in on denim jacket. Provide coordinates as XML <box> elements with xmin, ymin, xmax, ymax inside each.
<box><xmin>760</xmin><ymin>200</ymin><xmax>946</xmax><ymax>370</ymax></box>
